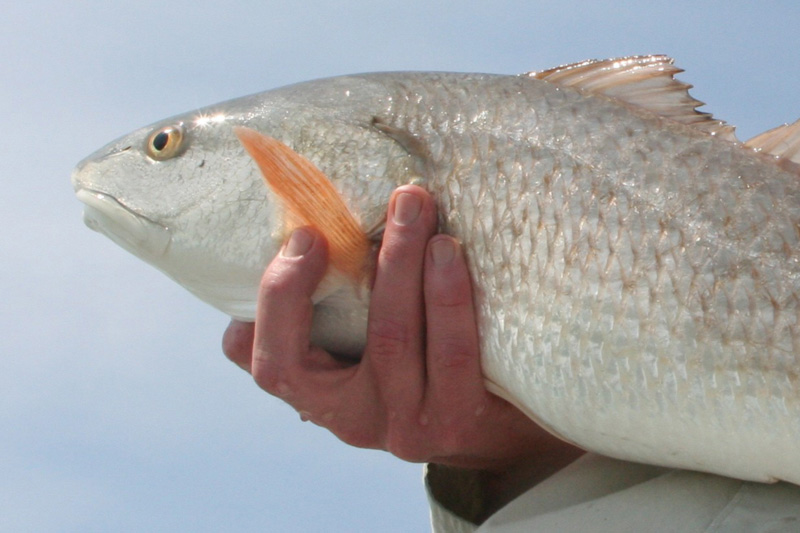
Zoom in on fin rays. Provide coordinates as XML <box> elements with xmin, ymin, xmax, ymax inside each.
<box><xmin>526</xmin><ymin>55</ymin><xmax>738</xmax><ymax>142</ymax></box>
<box><xmin>745</xmin><ymin>118</ymin><xmax>800</xmax><ymax>167</ymax></box>
<box><xmin>235</xmin><ymin>127</ymin><xmax>371</xmax><ymax>283</ymax></box>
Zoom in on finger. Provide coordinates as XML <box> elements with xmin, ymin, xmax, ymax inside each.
<box><xmin>222</xmin><ymin>320</ymin><xmax>255</xmax><ymax>372</ymax></box>
<box><xmin>251</xmin><ymin>227</ymin><xmax>330</xmax><ymax>403</ymax></box>
<box><xmin>249</xmin><ymin>227</ymin><xmax>384</xmax><ymax>447</ymax></box>
<box><xmin>422</xmin><ymin>236</ymin><xmax>486</xmax><ymax>420</ymax></box>
<box><xmin>361</xmin><ymin>185</ymin><xmax>437</xmax><ymax>419</ymax></box>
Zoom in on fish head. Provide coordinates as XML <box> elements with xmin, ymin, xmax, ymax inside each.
<box><xmin>72</xmin><ymin>77</ymin><xmax>417</xmax><ymax>355</ymax></box>
<box><xmin>72</xmin><ymin>106</ymin><xmax>281</xmax><ymax>320</ymax></box>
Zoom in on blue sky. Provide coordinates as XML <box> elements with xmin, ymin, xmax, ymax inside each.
<box><xmin>3</xmin><ymin>1</ymin><xmax>799</xmax><ymax>531</ymax></box>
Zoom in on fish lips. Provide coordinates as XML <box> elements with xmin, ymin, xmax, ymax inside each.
<box><xmin>76</xmin><ymin>188</ymin><xmax>171</xmax><ymax>259</ymax></box>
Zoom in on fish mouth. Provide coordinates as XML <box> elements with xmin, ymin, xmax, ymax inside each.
<box><xmin>76</xmin><ymin>188</ymin><xmax>171</xmax><ymax>258</ymax></box>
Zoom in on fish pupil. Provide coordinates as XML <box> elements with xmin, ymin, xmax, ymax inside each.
<box><xmin>152</xmin><ymin>131</ymin><xmax>170</xmax><ymax>151</ymax></box>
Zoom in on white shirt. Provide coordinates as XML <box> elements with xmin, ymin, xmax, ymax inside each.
<box><xmin>427</xmin><ymin>454</ymin><xmax>800</xmax><ymax>532</ymax></box>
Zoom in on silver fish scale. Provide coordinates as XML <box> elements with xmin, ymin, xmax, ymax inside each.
<box><xmin>378</xmin><ymin>73</ymin><xmax>800</xmax><ymax>481</ymax></box>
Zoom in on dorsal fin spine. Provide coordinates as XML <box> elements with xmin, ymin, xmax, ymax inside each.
<box><xmin>525</xmin><ymin>55</ymin><xmax>738</xmax><ymax>142</ymax></box>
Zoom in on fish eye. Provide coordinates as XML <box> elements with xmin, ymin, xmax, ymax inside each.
<box><xmin>145</xmin><ymin>124</ymin><xmax>185</xmax><ymax>160</ymax></box>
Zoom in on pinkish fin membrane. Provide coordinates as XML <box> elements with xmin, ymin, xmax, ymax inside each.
<box><xmin>526</xmin><ymin>55</ymin><xmax>738</xmax><ymax>142</ymax></box>
<box><xmin>745</xmin><ymin>118</ymin><xmax>800</xmax><ymax>168</ymax></box>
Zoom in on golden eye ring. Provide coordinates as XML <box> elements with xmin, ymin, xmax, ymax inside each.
<box><xmin>145</xmin><ymin>124</ymin><xmax>185</xmax><ymax>160</ymax></box>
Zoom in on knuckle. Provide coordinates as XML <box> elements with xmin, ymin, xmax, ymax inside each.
<box><xmin>221</xmin><ymin>336</ymin><xmax>239</xmax><ymax>361</ymax></box>
<box><xmin>259</xmin><ymin>267</ymin><xmax>292</xmax><ymax>299</ymax></box>
<box><xmin>221</xmin><ymin>335</ymin><xmax>244</xmax><ymax>363</ymax></box>
<box><xmin>251</xmin><ymin>355</ymin><xmax>292</xmax><ymax>398</ymax></box>
<box><xmin>221</xmin><ymin>322</ymin><xmax>253</xmax><ymax>363</ymax></box>
<box><xmin>379</xmin><ymin>238</ymin><xmax>415</xmax><ymax>266</ymax></box>
<box><xmin>379</xmin><ymin>231</ymin><xmax>429</xmax><ymax>271</ymax></box>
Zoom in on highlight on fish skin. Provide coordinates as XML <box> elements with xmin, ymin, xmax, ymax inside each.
<box><xmin>72</xmin><ymin>55</ymin><xmax>800</xmax><ymax>487</ymax></box>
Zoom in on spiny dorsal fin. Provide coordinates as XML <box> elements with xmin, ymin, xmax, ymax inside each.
<box><xmin>526</xmin><ymin>55</ymin><xmax>737</xmax><ymax>142</ymax></box>
<box><xmin>234</xmin><ymin>127</ymin><xmax>371</xmax><ymax>283</ymax></box>
<box><xmin>745</xmin><ymin>118</ymin><xmax>800</xmax><ymax>168</ymax></box>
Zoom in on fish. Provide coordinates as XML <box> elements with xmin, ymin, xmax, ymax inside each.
<box><xmin>72</xmin><ymin>55</ymin><xmax>800</xmax><ymax>485</ymax></box>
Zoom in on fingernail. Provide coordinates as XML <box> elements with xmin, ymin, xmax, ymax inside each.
<box><xmin>393</xmin><ymin>192</ymin><xmax>422</xmax><ymax>226</ymax></box>
<box><xmin>430</xmin><ymin>237</ymin><xmax>455</xmax><ymax>266</ymax></box>
<box><xmin>282</xmin><ymin>228</ymin><xmax>314</xmax><ymax>257</ymax></box>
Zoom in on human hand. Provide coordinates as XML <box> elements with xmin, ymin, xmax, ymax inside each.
<box><xmin>223</xmin><ymin>185</ymin><xmax>581</xmax><ymax>479</ymax></box>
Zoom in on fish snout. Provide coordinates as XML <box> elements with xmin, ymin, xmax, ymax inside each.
<box><xmin>75</xmin><ymin>188</ymin><xmax>171</xmax><ymax>258</ymax></box>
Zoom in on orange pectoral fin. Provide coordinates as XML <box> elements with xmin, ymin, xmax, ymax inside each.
<box><xmin>234</xmin><ymin>127</ymin><xmax>371</xmax><ymax>283</ymax></box>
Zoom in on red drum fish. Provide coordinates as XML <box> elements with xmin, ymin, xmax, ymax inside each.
<box><xmin>72</xmin><ymin>56</ymin><xmax>800</xmax><ymax>485</ymax></box>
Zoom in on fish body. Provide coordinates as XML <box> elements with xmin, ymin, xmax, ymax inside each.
<box><xmin>72</xmin><ymin>56</ymin><xmax>800</xmax><ymax>484</ymax></box>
